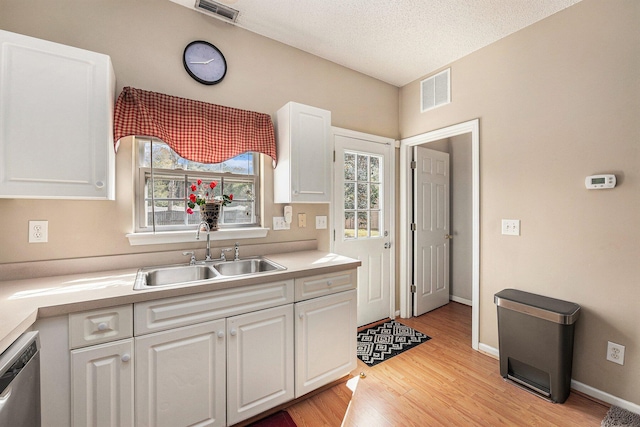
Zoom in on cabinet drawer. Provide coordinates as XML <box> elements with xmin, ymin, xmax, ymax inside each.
<box><xmin>135</xmin><ymin>279</ymin><xmax>294</xmax><ymax>335</ymax></box>
<box><xmin>294</xmin><ymin>269</ymin><xmax>357</xmax><ymax>301</ymax></box>
<box><xmin>68</xmin><ymin>305</ymin><xmax>133</xmax><ymax>349</ymax></box>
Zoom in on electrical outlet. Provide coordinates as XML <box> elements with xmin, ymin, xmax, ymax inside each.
<box><xmin>272</xmin><ymin>216</ymin><xmax>290</xmax><ymax>230</ymax></box>
<box><xmin>298</xmin><ymin>213</ymin><xmax>307</xmax><ymax>228</ymax></box>
<box><xmin>501</xmin><ymin>219</ymin><xmax>520</xmax><ymax>236</ymax></box>
<box><xmin>315</xmin><ymin>216</ymin><xmax>327</xmax><ymax>230</ymax></box>
<box><xmin>29</xmin><ymin>220</ymin><xmax>48</xmax><ymax>243</ymax></box>
<box><xmin>607</xmin><ymin>341</ymin><xmax>625</xmax><ymax>365</ymax></box>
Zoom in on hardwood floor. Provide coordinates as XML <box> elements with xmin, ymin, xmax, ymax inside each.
<box><xmin>286</xmin><ymin>302</ymin><xmax>608</xmax><ymax>426</ymax></box>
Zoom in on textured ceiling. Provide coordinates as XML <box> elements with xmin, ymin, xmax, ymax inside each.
<box><xmin>171</xmin><ymin>0</ymin><xmax>582</xmax><ymax>87</ymax></box>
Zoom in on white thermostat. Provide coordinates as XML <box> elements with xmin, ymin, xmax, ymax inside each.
<box><xmin>585</xmin><ymin>174</ymin><xmax>616</xmax><ymax>189</ymax></box>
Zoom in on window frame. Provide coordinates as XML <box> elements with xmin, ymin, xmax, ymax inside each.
<box><xmin>133</xmin><ymin>138</ymin><xmax>261</xmax><ymax>233</ymax></box>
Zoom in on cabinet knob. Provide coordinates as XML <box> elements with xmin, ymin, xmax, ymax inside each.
<box><xmin>298</xmin><ymin>313</ymin><xmax>304</xmax><ymax>319</ymax></box>
<box><xmin>121</xmin><ymin>354</ymin><xmax>131</xmax><ymax>363</ymax></box>
<box><xmin>229</xmin><ymin>328</ymin><xmax>237</xmax><ymax>336</ymax></box>
<box><xmin>97</xmin><ymin>322</ymin><xmax>108</xmax><ymax>331</ymax></box>
<box><xmin>95</xmin><ymin>181</ymin><xmax>105</xmax><ymax>188</ymax></box>
<box><xmin>217</xmin><ymin>330</ymin><xmax>225</xmax><ymax>338</ymax></box>
<box><xmin>293</xmin><ymin>190</ymin><xmax>299</xmax><ymax>196</ymax></box>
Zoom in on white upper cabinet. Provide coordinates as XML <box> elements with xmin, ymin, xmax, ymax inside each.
<box><xmin>0</xmin><ymin>30</ymin><xmax>115</xmax><ymax>199</ymax></box>
<box><xmin>274</xmin><ymin>102</ymin><xmax>331</xmax><ymax>203</ymax></box>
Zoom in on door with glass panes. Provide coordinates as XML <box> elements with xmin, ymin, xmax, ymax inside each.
<box><xmin>333</xmin><ymin>132</ymin><xmax>393</xmax><ymax>326</ymax></box>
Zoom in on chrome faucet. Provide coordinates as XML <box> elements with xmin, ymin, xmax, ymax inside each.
<box><xmin>182</xmin><ymin>251</ymin><xmax>196</xmax><ymax>265</ymax></box>
<box><xmin>234</xmin><ymin>242</ymin><xmax>240</xmax><ymax>261</ymax></box>
<box><xmin>219</xmin><ymin>247</ymin><xmax>232</xmax><ymax>261</ymax></box>
<box><xmin>196</xmin><ymin>221</ymin><xmax>212</xmax><ymax>261</ymax></box>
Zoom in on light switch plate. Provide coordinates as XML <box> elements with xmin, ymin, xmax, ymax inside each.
<box><xmin>501</xmin><ymin>219</ymin><xmax>520</xmax><ymax>236</ymax></box>
<box><xmin>315</xmin><ymin>216</ymin><xmax>327</xmax><ymax>229</ymax></box>
<box><xmin>273</xmin><ymin>216</ymin><xmax>290</xmax><ymax>230</ymax></box>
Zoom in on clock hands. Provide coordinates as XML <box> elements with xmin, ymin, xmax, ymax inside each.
<box><xmin>189</xmin><ymin>58</ymin><xmax>216</xmax><ymax>64</ymax></box>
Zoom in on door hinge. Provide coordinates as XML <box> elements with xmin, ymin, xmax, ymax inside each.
<box><xmin>410</xmin><ymin>160</ymin><xmax>417</xmax><ymax>169</ymax></box>
<box><xmin>410</xmin><ymin>223</ymin><xmax>416</xmax><ymax>231</ymax></box>
<box><xmin>410</xmin><ymin>284</ymin><xmax>417</xmax><ymax>293</ymax></box>
<box><xmin>333</xmin><ymin>150</ymin><xmax>336</xmax><ymax>162</ymax></box>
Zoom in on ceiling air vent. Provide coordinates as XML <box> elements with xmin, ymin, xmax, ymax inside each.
<box><xmin>421</xmin><ymin>68</ymin><xmax>450</xmax><ymax>112</ymax></box>
<box><xmin>195</xmin><ymin>0</ymin><xmax>239</xmax><ymax>23</ymax></box>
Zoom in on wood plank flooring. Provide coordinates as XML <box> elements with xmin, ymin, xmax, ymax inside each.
<box><xmin>286</xmin><ymin>302</ymin><xmax>608</xmax><ymax>426</ymax></box>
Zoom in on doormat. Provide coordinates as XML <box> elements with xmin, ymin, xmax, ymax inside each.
<box><xmin>357</xmin><ymin>320</ymin><xmax>431</xmax><ymax>367</ymax></box>
<box><xmin>247</xmin><ymin>410</ymin><xmax>296</xmax><ymax>427</ymax></box>
<box><xmin>602</xmin><ymin>406</ymin><xmax>640</xmax><ymax>427</ymax></box>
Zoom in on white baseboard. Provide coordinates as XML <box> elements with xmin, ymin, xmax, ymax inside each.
<box><xmin>571</xmin><ymin>380</ymin><xmax>640</xmax><ymax>414</ymax></box>
<box><xmin>450</xmin><ymin>295</ymin><xmax>472</xmax><ymax>306</ymax></box>
<box><xmin>478</xmin><ymin>342</ymin><xmax>639</xmax><ymax>413</ymax></box>
<box><xmin>478</xmin><ymin>342</ymin><xmax>499</xmax><ymax>358</ymax></box>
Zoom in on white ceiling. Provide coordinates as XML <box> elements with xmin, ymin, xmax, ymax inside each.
<box><xmin>171</xmin><ymin>0</ymin><xmax>582</xmax><ymax>87</ymax></box>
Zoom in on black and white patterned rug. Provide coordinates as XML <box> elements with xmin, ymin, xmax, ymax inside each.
<box><xmin>357</xmin><ymin>320</ymin><xmax>431</xmax><ymax>367</ymax></box>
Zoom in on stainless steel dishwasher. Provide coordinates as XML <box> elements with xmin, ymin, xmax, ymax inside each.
<box><xmin>0</xmin><ymin>331</ymin><xmax>40</xmax><ymax>427</ymax></box>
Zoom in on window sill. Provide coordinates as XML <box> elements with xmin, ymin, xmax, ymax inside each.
<box><xmin>126</xmin><ymin>227</ymin><xmax>270</xmax><ymax>246</ymax></box>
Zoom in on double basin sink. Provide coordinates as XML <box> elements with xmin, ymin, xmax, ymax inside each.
<box><xmin>134</xmin><ymin>257</ymin><xmax>286</xmax><ymax>290</ymax></box>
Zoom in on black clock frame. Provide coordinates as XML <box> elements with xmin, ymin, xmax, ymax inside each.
<box><xmin>182</xmin><ymin>40</ymin><xmax>227</xmax><ymax>85</ymax></box>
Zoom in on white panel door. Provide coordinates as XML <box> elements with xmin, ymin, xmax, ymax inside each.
<box><xmin>334</xmin><ymin>133</ymin><xmax>393</xmax><ymax>327</ymax></box>
<box><xmin>294</xmin><ymin>289</ymin><xmax>357</xmax><ymax>397</ymax></box>
<box><xmin>413</xmin><ymin>147</ymin><xmax>450</xmax><ymax>316</ymax></box>
<box><xmin>135</xmin><ymin>319</ymin><xmax>226</xmax><ymax>427</ymax></box>
<box><xmin>226</xmin><ymin>304</ymin><xmax>294</xmax><ymax>425</ymax></box>
<box><xmin>70</xmin><ymin>339</ymin><xmax>134</xmax><ymax>427</ymax></box>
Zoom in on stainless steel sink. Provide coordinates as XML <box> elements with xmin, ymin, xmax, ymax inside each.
<box><xmin>212</xmin><ymin>257</ymin><xmax>286</xmax><ymax>277</ymax></box>
<box><xmin>133</xmin><ymin>257</ymin><xmax>286</xmax><ymax>290</ymax></box>
<box><xmin>134</xmin><ymin>264</ymin><xmax>219</xmax><ymax>289</ymax></box>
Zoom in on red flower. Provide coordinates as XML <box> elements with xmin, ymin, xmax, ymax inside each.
<box><xmin>197</xmin><ymin>179</ymin><xmax>202</xmax><ymax>185</ymax></box>
<box><xmin>228</xmin><ymin>194</ymin><xmax>233</xmax><ymax>200</ymax></box>
<box><xmin>186</xmin><ymin>207</ymin><xmax>194</xmax><ymax>215</ymax></box>
<box><xmin>190</xmin><ymin>184</ymin><xmax>197</xmax><ymax>191</ymax></box>
<box><xmin>189</xmin><ymin>194</ymin><xmax>197</xmax><ymax>203</ymax></box>
<box><xmin>209</xmin><ymin>181</ymin><xmax>217</xmax><ymax>189</ymax></box>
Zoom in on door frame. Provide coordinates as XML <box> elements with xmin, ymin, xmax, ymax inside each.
<box><xmin>399</xmin><ymin>119</ymin><xmax>480</xmax><ymax>350</ymax></box>
<box><xmin>331</xmin><ymin>127</ymin><xmax>396</xmax><ymax>322</ymax></box>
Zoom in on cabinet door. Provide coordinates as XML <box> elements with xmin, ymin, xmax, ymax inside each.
<box><xmin>274</xmin><ymin>102</ymin><xmax>331</xmax><ymax>203</ymax></box>
<box><xmin>227</xmin><ymin>304</ymin><xmax>294</xmax><ymax>425</ymax></box>
<box><xmin>135</xmin><ymin>319</ymin><xmax>226</xmax><ymax>427</ymax></box>
<box><xmin>70</xmin><ymin>339</ymin><xmax>134</xmax><ymax>427</ymax></box>
<box><xmin>0</xmin><ymin>30</ymin><xmax>115</xmax><ymax>199</ymax></box>
<box><xmin>295</xmin><ymin>289</ymin><xmax>357</xmax><ymax>397</ymax></box>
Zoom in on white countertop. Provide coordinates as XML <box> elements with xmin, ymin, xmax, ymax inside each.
<box><xmin>0</xmin><ymin>250</ymin><xmax>360</xmax><ymax>354</ymax></box>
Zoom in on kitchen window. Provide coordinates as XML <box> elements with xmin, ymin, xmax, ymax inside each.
<box><xmin>134</xmin><ymin>139</ymin><xmax>260</xmax><ymax>233</ymax></box>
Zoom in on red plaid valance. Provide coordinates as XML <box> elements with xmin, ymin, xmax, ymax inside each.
<box><xmin>113</xmin><ymin>86</ymin><xmax>276</xmax><ymax>164</ymax></box>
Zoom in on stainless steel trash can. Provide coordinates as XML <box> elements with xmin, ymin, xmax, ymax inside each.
<box><xmin>494</xmin><ymin>289</ymin><xmax>580</xmax><ymax>403</ymax></box>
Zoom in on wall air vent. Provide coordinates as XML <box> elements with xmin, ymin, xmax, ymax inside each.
<box><xmin>421</xmin><ymin>68</ymin><xmax>450</xmax><ymax>112</ymax></box>
<box><xmin>195</xmin><ymin>0</ymin><xmax>239</xmax><ymax>23</ymax></box>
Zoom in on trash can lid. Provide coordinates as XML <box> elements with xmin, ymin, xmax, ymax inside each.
<box><xmin>494</xmin><ymin>289</ymin><xmax>580</xmax><ymax>325</ymax></box>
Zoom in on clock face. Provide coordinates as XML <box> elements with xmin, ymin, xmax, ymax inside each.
<box><xmin>183</xmin><ymin>41</ymin><xmax>227</xmax><ymax>85</ymax></box>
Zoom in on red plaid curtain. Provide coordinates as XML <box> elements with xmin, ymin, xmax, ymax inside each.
<box><xmin>113</xmin><ymin>87</ymin><xmax>276</xmax><ymax>164</ymax></box>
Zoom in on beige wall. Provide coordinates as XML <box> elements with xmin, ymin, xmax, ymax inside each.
<box><xmin>401</xmin><ymin>0</ymin><xmax>639</xmax><ymax>405</ymax></box>
<box><xmin>0</xmin><ymin>0</ymin><xmax>399</xmax><ymax>264</ymax></box>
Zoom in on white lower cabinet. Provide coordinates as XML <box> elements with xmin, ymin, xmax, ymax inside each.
<box><xmin>70</xmin><ymin>339</ymin><xmax>134</xmax><ymax>427</ymax></box>
<box><xmin>41</xmin><ymin>271</ymin><xmax>356</xmax><ymax>426</ymax></box>
<box><xmin>294</xmin><ymin>289</ymin><xmax>357</xmax><ymax>397</ymax></box>
<box><xmin>135</xmin><ymin>319</ymin><xmax>226</xmax><ymax>427</ymax></box>
<box><xmin>226</xmin><ymin>304</ymin><xmax>294</xmax><ymax>425</ymax></box>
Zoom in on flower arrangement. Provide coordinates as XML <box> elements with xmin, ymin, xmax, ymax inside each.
<box><xmin>186</xmin><ymin>179</ymin><xmax>233</xmax><ymax>214</ymax></box>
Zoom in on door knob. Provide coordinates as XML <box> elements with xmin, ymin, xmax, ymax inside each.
<box><xmin>384</xmin><ymin>242</ymin><xmax>391</xmax><ymax>249</ymax></box>
<box><xmin>444</xmin><ymin>234</ymin><xmax>452</xmax><ymax>240</ymax></box>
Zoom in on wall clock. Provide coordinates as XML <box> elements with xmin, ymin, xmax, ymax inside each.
<box><xmin>183</xmin><ymin>40</ymin><xmax>227</xmax><ymax>85</ymax></box>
